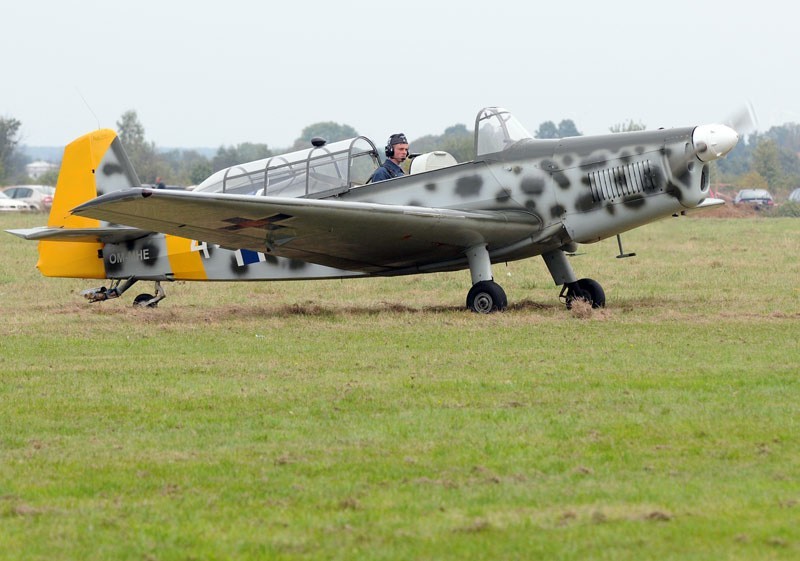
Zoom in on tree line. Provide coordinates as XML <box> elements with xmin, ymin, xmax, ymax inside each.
<box><xmin>2</xmin><ymin>111</ymin><xmax>799</xmax><ymax>199</ymax></box>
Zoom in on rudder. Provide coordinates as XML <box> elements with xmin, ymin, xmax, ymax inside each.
<box><xmin>38</xmin><ymin>129</ymin><xmax>140</xmax><ymax>278</ymax></box>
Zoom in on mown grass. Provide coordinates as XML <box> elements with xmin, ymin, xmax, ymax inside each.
<box><xmin>1</xmin><ymin>211</ymin><xmax>799</xmax><ymax>560</ymax></box>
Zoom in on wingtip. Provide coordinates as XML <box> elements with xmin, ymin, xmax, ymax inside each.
<box><xmin>71</xmin><ymin>187</ymin><xmax>151</xmax><ymax>216</ymax></box>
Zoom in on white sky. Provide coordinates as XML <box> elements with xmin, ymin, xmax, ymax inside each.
<box><xmin>5</xmin><ymin>0</ymin><xmax>799</xmax><ymax>151</ymax></box>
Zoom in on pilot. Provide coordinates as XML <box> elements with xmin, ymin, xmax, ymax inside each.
<box><xmin>370</xmin><ymin>133</ymin><xmax>409</xmax><ymax>182</ymax></box>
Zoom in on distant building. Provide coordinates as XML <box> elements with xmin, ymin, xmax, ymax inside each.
<box><xmin>26</xmin><ymin>160</ymin><xmax>57</xmax><ymax>180</ymax></box>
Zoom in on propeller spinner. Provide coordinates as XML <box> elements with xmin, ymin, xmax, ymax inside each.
<box><xmin>692</xmin><ymin>124</ymin><xmax>740</xmax><ymax>162</ymax></box>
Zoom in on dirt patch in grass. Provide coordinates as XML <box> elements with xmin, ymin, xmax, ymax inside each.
<box><xmin>454</xmin><ymin>518</ymin><xmax>491</xmax><ymax>533</ymax></box>
<box><xmin>507</xmin><ymin>299</ymin><xmax>554</xmax><ymax>312</ymax></box>
<box><xmin>3</xmin><ymin>501</ymin><xmax>46</xmax><ymax>518</ymax></box>
<box><xmin>644</xmin><ymin>510</ymin><xmax>673</xmax><ymax>522</ymax></box>
<box><xmin>695</xmin><ymin>203</ymin><xmax>761</xmax><ymax>219</ymax></box>
<box><xmin>569</xmin><ymin>299</ymin><xmax>611</xmax><ymax>320</ymax></box>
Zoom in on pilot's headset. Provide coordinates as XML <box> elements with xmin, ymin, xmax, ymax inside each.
<box><xmin>385</xmin><ymin>133</ymin><xmax>408</xmax><ymax>159</ymax></box>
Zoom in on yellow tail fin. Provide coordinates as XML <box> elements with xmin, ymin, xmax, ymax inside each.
<box><xmin>38</xmin><ymin>129</ymin><xmax>140</xmax><ymax>278</ymax></box>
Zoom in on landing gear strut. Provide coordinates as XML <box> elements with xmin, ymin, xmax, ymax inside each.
<box><xmin>81</xmin><ymin>278</ymin><xmax>166</xmax><ymax>308</ymax></box>
<box><xmin>543</xmin><ymin>248</ymin><xmax>606</xmax><ymax>310</ymax></box>
<box><xmin>465</xmin><ymin>243</ymin><xmax>507</xmax><ymax>313</ymax></box>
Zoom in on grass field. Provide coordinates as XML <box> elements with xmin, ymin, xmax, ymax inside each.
<box><xmin>1</xmin><ymin>211</ymin><xmax>798</xmax><ymax>560</ymax></box>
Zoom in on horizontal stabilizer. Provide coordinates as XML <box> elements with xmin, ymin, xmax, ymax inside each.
<box><xmin>7</xmin><ymin>226</ymin><xmax>154</xmax><ymax>244</ymax></box>
<box><xmin>7</xmin><ymin>128</ymin><xmax>143</xmax><ymax>280</ymax></box>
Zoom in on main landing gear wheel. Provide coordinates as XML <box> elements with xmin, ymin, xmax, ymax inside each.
<box><xmin>133</xmin><ymin>293</ymin><xmax>158</xmax><ymax>308</ymax></box>
<box><xmin>131</xmin><ymin>281</ymin><xmax>166</xmax><ymax>308</ymax></box>
<box><xmin>467</xmin><ymin>280</ymin><xmax>508</xmax><ymax>314</ymax></box>
<box><xmin>563</xmin><ymin>278</ymin><xmax>605</xmax><ymax>309</ymax></box>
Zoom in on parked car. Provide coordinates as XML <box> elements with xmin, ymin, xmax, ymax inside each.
<box><xmin>734</xmin><ymin>188</ymin><xmax>774</xmax><ymax>208</ymax></box>
<box><xmin>789</xmin><ymin>188</ymin><xmax>800</xmax><ymax>203</ymax></box>
<box><xmin>0</xmin><ymin>191</ymin><xmax>35</xmax><ymax>211</ymax></box>
<box><xmin>1</xmin><ymin>185</ymin><xmax>56</xmax><ymax>212</ymax></box>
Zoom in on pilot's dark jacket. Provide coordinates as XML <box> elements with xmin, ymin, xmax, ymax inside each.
<box><xmin>370</xmin><ymin>159</ymin><xmax>404</xmax><ymax>183</ymax></box>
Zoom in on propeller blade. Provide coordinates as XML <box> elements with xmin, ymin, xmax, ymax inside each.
<box><xmin>725</xmin><ymin>101</ymin><xmax>759</xmax><ymax>136</ymax></box>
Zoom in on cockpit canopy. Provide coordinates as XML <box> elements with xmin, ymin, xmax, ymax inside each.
<box><xmin>194</xmin><ymin>107</ymin><xmax>534</xmax><ymax>198</ymax></box>
<box><xmin>194</xmin><ymin>136</ymin><xmax>380</xmax><ymax>198</ymax></box>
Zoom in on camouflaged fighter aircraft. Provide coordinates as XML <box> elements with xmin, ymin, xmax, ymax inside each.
<box><xmin>7</xmin><ymin>107</ymin><xmax>739</xmax><ymax>313</ymax></box>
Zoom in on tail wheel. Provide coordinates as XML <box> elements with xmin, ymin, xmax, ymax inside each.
<box><xmin>467</xmin><ymin>281</ymin><xmax>507</xmax><ymax>314</ymax></box>
<box><xmin>133</xmin><ymin>293</ymin><xmax>157</xmax><ymax>308</ymax></box>
<box><xmin>566</xmin><ymin>278</ymin><xmax>605</xmax><ymax>309</ymax></box>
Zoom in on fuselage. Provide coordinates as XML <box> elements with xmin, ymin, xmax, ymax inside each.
<box><xmin>335</xmin><ymin>126</ymin><xmax>706</xmax><ymax>264</ymax></box>
<box><xmin>94</xmin><ymin>126</ymin><xmax>710</xmax><ymax>282</ymax></box>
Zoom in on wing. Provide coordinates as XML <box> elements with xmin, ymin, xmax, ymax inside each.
<box><xmin>72</xmin><ymin>188</ymin><xmax>541</xmax><ymax>272</ymax></box>
<box><xmin>7</xmin><ymin>225</ymin><xmax>154</xmax><ymax>244</ymax></box>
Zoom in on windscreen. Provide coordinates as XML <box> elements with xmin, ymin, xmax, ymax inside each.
<box><xmin>475</xmin><ymin>107</ymin><xmax>533</xmax><ymax>157</ymax></box>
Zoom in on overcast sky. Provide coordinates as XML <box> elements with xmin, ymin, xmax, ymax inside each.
<box><xmin>5</xmin><ymin>0</ymin><xmax>799</xmax><ymax>152</ymax></box>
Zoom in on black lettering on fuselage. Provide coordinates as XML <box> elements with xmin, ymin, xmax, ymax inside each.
<box><xmin>108</xmin><ymin>248</ymin><xmax>151</xmax><ymax>265</ymax></box>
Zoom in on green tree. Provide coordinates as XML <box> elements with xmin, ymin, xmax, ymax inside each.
<box><xmin>236</xmin><ymin>143</ymin><xmax>272</xmax><ymax>163</ymax></box>
<box><xmin>37</xmin><ymin>168</ymin><xmax>61</xmax><ymax>186</ymax></box>
<box><xmin>609</xmin><ymin>120</ymin><xmax>646</xmax><ymax>133</ymax></box>
<box><xmin>717</xmin><ymin>127</ymin><xmax>800</xmax><ymax>197</ymax></box>
<box><xmin>292</xmin><ymin>122</ymin><xmax>358</xmax><ymax>149</ymax></box>
<box><xmin>534</xmin><ymin>120</ymin><xmax>583</xmax><ymax>139</ymax></box>
<box><xmin>212</xmin><ymin>143</ymin><xmax>271</xmax><ymax>173</ymax></box>
<box><xmin>212</xmin><ymin>146</ymin><xmax>239</xmax><ymax>172</ymax></box>
<box><xmin>411</xmin><ymin>124</ymin><xmax>473</xmax><ymax>162</ymax></box>
<box><xmin>734</xmin><ymin>170</ymin><xmax>768</xmax><ymax>189</ymax></box>
<box><xmin>751</xmin><ymin>139</ymin><xmax>786</xmax><ymax>193</ymax></box>
<box><xmin>763</xmin><ymin>122</ymin><xmax>800</xmax><ymax>153</ymax></box>
<box><xmin>534</xmin><ymin>121</ymin><xmax>559</xmax><ymax>139</ymax></box>
<box><xmin>557</xmin><ymin>119</ymin><xmax>582</xmax><ymax>138</ymax></box>
<box><xmin>157</xmin><ymin>148</ymin><xmax>212</xmax><ymax>187</ymax></box>
<box><xmin>716</xmin><ymin>139</ymin><xmax>754</xmax><ymax>178</ymax></box>
<box><xmin>115</xmin><ymin>110</ymin><xmax>162</xmax><ymax>183</ymax></box>
<box><xmin>117</xmin><ymin>110</ymin><xmax>145</xmax><ymax>148</ymax></box>
<box><xmin>188</xmin><ymin>160</ymin><xmax>213</xmax><ymax>186</ymax></box>
<box><xmin>0</xmin><ymin>116</ymin><xmax>23</xmax><ymax>184</ymax></box>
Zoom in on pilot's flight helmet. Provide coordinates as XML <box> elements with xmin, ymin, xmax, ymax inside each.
<box><xmin>385</xmin><ymin>133</ymin><xmax>408</xmax><ymax>158</ymax></box>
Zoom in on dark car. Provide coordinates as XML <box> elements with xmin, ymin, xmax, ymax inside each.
<box><xmin>734</xmin><ymin>189</ymin><xmax>774</xmax><ymax>209</ymax></box>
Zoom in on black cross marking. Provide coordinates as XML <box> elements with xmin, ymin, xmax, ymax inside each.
<box><xmin>221</xmin><ymin>213</ymin><xmax>293</xmax><ymax>231</ymax></box>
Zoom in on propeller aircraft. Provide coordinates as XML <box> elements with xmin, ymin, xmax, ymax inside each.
<box><xmin>7</xmin><ymin>107</ymin><xmax>740</xmax><ymax>313</ymax></box>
